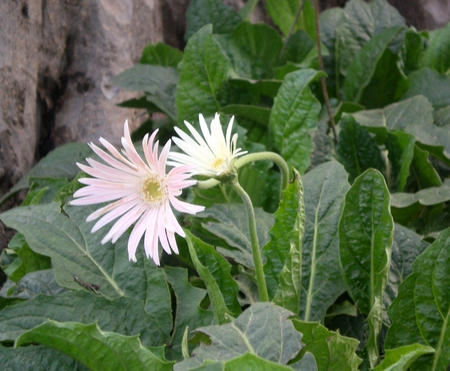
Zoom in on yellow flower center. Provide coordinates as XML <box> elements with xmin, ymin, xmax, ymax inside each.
<box><xmin>211</xmin><ymin>157</ymin><xmax>226</xmax><ymax>170</ymax></box>
<box><xmin>141</xmin><ymin>175</ymin><xmax>166</xmax><ymax>204</ymax></box>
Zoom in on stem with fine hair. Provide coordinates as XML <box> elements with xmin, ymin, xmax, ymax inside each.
<box><xmin>313</xmin><ymin>0</ymin><xmax>338</xmax><ymax>144</ymax></box>
<box><xmin>231</xmin><ymin>180</ymin><xmax>269</xmax><ymax>302</ymax></box>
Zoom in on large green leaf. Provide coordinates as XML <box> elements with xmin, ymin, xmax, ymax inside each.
<box><xmin>402</xmin><ymin>29</ymin><xmax>425</xmax><ymax>75</ymax></box>
<box><xmin>292</xmin><ymin>320</ymin><xmax>362</xmax><ymax>371</ymax></box>
<box><xmin>263</xmin><ymin>170</ymin><xmax>304</xmax><ymax>314</ymax></box>
<box><xmin>184</xmin><ymin>0</ymin><xmax>242</xmax><ymax>40</ymax></box>
<box><xmin>195</xmin><ymin>204</ymin><xmax>274</xmax><ymax>269</ymax></box>
<box><xmin>421</xmin><ymin>23</ymin><xmax>450</xmax><ymax>74</ymax></box>
<box><xmin>218</xmin><ymin>22</ymin><xmax>283</xmax><ymax>80</ymax></box>
<box><xmin>353</xmin><ymin>95</ymin><xmax>450</xmax><ymax>159</ymax></box>
<box><xmin>2</xmin><ymin>233</ymin><xmax>51</xmax><ymax>283</ymax></box>
<box><xmin>391</xmin><ymin>179</ymin><xmax>450</xmax><ymax>208</ymax></box>
<box><xmin>163</xmin><ymin>266</ymin><xmax>214</xmax><ymax>360</ymax></box>
<box><xmin>0</xmin><ymin>143</ymin><xmax>91</xmax><ymax>206</ymax></box>
<box><xmin>264</xmin><ymin>0</ymin><xmax>311</xmax><ymax>38</ymax></box>
<box><xmin>403</xmin><ymin>68</ymin><xmax>450</xmax><ymax>108</ymax></box>
<box><xmin>339</xmin><ymin>169</ymin><xmax>393</xmax><ymax>367</ymax></box>
<box><xmin>15</xmin><ymin>320</ymin><xmax>174</xmax><ymax>371</ymax></box>
<box><xmin>0</xmin><ymin>203</ymin><xmax>172</xmax><ymax>335</ymax></box>
<box><xmin>140</xmin><ymin>42</ymin><xmax>183</xmax><ymax>67</ymax></box>
<box><xmin>337</xmin><ymin>115</ymin><xmax>384</xmax><ymax>183</ymax></box>
<box><xmin>385</xmin><ymin>227</ymin><xmax>450</xmax><ymax>370</ymax></box>
<box><xmin>335</xmin><ymin>0</ymin><xmax>404</xmax><ymax>77</ymax></box>
<box><xmin>300</xmin><ymin>161</ymin><xmax>350</xmax><ymax>321</ymax></box>
<box><xmin>176</xmin><ymin>25</ymin><xmax>230</xmax><ymax>123</ymax></box>
<box><xmin>385</xmin><ymin>224</ymin><xmax>429</xmax><ymax>314</ymax></box>
<box><xmin>343</xmin><ymin>26</ymin><xmax>402</xmax><ymax>103</ymax></box>
<box><xmin>0</xmin><ymin>269</ymin><xmax>65</xmax><ymax>300</ymax></box>
<box><xmin>374</xmin><ymin>344</ymin><xmax>435</xmax><ymax>371</ymax></box>
<box><xmin>185</xmin><ymin>231</ymin><xmax>241</xmax><ymax>323</ymax></box>
<box><xmin>113</xmin><ymin>64</ymin><xmax>178</xmax><ymax>120</ymax></box>
<box><xmin>263</xmin><ymin>170</ymin><xmax>303</xmax><ymax>300</ymax></box>
<box><xmin>269</xmin><ymin>69</ymin><xmax>324</xmax><ymax>173</ymax></box>
<box><xmin>175</xmin><ymin>303</ymin><xmax>303</xmax><ymax>369</ymax></box>
<box><xmin>0</xmin><ymin>290</ymin><xmax>167</xmax><ymax>346</ymax></box>
<box><xmin>0</xmin><ymin>345</ymin><xmax>88</xmax><ymax>371</ymax></box>
<box><xmin>177</xmin><ymin>353</ymin><xmax>296</xmax><ymax>371</ymax></box>
<box><xmin>386</xmin><ymin>131</ymin><xmax>415</xmax><ymax>192</ymax></box>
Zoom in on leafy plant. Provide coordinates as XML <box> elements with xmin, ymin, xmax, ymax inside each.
<box><xmin>2</xmin><ymin>0</ymin><xmax>450</xmax><ymax>369</ymax></box>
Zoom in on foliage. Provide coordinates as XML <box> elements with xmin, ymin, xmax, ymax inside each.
<box><xmin>2</xmin><ymin>0</ymin><xmax>450</xmax><ymax>369</ymax></box>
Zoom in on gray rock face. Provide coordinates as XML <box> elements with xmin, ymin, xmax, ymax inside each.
<box><xmin>0</xmin><ymin>0</ymin><xmax>190</xmax><ymax>198</ymax></box>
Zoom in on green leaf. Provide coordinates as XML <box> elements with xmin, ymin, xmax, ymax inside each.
<box><xmin>0</xmin><ymin>290</ymin><xmax>167</xmax><ymax>346</ymax></box>
<box><xmin>184</xmin><ymin>0</ymin><xmax>242</xmax><ymax>40</ymax></box>
<box><xmin>218</xmin><ymin>22</ymin><xmax>283</xmax><ymax>80</ymax></box>
<box><xmin>386</xmin><ymin>131</ymin><xmax>415</xmax><ymax>192</ymax></box>
<box><xmin>112</xmin><ymin>64</ymin><xmax>178</xmax><ymax>120</ymax></box>
<box><xmin>196</xmin><ymin>204</ymin><xmax>274</xmax><ymax>269</ymax></box>
<box><xmin>263</xmin><ymin>171</ymin><xmax>304</xmax><ymax>300</ymax></box>
<box><xmin>300</xmin><ymin>161</ymin><xmax>350</xmax><ymax>321</ymax></box>
<box><xmin>269</xmin><ymin>69</ymin><xmax>324</xmax><ymax>173</ymax></box>
<box><xmin>334</xmin><ymin>0</ymin><xmax>404</xmax><ymax>77</ymax></box>
<box><xmin>374</xmin><ymin>344</ymin><xmax>435</xmax><ymax>371</ymax></box>
<box><xmin>368</xmin><ymin>0</ymin><xmax>406</xmax><ymax>34</ymax></box>
<box><xmin>355</xmin><ymin>95</ymin><xmax>450</xmax><ymax>160</ymax></box>
<box><xmin>176</xmin><ymin>25</ymin><xmax>230</xmax><ymax>123</ymax></box>
<box><xmin>2</xmin><ymin>232</ymin><xmax>51</xmax><ymax>283</ymax></box>
<box><xmin>0</xmin><ymin>269</ymin><xmax>65</xmax><ymax>300</ymax></box>
<box><xmin>391</xmin><ymin>179</ymin><xmax>450</xmax><ymax>208</ymax></box>
<box><xmin>185</xmin><ymin>231</ymin><xmax>241</xmax><ymax>323</ymax></box>
<box><xmin>385</xmin><ymin>224</ymin><xmax>429</xmax><ymax>313</ymax></box>
<box><xmin>0</xmin><ymin>143</ymin><xmax>91</xmax><ymax>206</ymax></box>
<box><xmin>163</xmin><ymin>266</ymin><xmax>214</xmax><ymax>360</ymax></box>
<box><xmin>220</xmin><ymin>104</ymin><xmax>271</xmax><ymax>126</ymax></box>
<box><xmin>224</xmin><ymin>353</ymin><xmax>297</xmax><ymax>370</ymax></box>
<box><xmin>15</xmin><ymin>320</ymin><xmax>174</xmax><ymax>371</ymax></box>
<box><xmin>271</xmin><ymin>170</ymin><xmax>305</xmax><ymax>314</ymax></box>
<box><xmin>264</xmin><ymin>0</ymin><xmax>303</xmax><ymax>38</ymax></box>
<box><xmin>343</xmin><ymin>26</ymin><xmax>402</xmax><ymax>103</ymax></box>
<box><xmin>403</xmin><ymin>68</ymin><xmax>450</xmax><ymax>108</ymax></box>
<box><xmin>410</xmin><ymin>145</ymin><xmax>442</xmax><ymax>189</ymax></box>
<box><xmin>402</xmin><ymin>29</ymin><xmax>426</xmax><ymax>75</ymax></box>
<box><xmin>337</xmin><ymin>115</ymin><xmax>384</xmax><ymax>183</ymax></box>
<box><xmin>0</xmin><ymin>203</ymin><xmax>173</xmax><ymax>335</ymax></box>
<box><xmin>292</xmin><ymin>320</ymin><xmax>362</xmax><ymax>370</ymax></box>
<box><xmin>140</xmin><ymin>42</ymin><xmax>183</xmax><ymax>67</ymax></box>
<box><xmin>421</xmin><ymin>23</ymin><xmax>450</xmax><ymax>74</ymax></box>
<box><xmin>385</xmin><ymin>227</ymin><xmax>450</xmax><ymax>370</ymax></box>
<box><xmin>339</xmin><ymin>169</ymin><xmax>393</xmax><ymax>367</ymax></box>
<box><xmin>176</xmin><ymin>303</ymin><xmax>302</xmax><ymax>369</ymax></box>
<box><xmin>0</xmin><ymin>345</ymin><xmax>88</xmax><ymax>371</ymax></box>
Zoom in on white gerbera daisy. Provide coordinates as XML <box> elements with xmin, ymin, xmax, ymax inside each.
<box><xmin>70</xmin><ymin>121</ymin><xmax>204</xmax><ymax>265</ymax></box>
<box><xmin>168</xmin><ymin>113</ymin><xmax>246</xmax><ymax>177</ymax></box>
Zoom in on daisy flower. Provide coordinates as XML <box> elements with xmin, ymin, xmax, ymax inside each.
<box><xmin>168</xmin><ymin>113</ymin><xmax>246</xmax><ymax>177</ymax></box>
<box><xmin>70</xmin><ymin>121</ymin><xmax>204</xmax><ymax>265</ymax></box>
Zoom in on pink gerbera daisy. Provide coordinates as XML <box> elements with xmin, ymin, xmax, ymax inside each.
<box><xmin>70</xmin><ymin>121</ymin><xmax>204</xmax><ymax>265</ymax></box>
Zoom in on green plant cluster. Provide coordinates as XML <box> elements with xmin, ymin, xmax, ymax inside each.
<box><xmin>1</xmin><ymin>0</ymin><xmax>450</xmax><ymax>370</ymax></box>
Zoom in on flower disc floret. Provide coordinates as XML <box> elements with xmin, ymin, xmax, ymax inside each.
<box><xmin>70</xmin><ymin>120</ymin><xmax>204</xmax><ymax>265</ymax></box>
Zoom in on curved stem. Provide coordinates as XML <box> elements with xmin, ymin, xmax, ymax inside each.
<box><xmin>231</xmin><ymin>181</ymin><xmax>269</xmax><ymax>302</ymax></box>
<box><xmin>196</xmin><ymin>178</ymin><xmax>220</xmax><ymax>189</ymax></box>
<box><xmin>235</xmin><ymin>152</ymin><xmax>290</xmax><ymax>190</ymax></box>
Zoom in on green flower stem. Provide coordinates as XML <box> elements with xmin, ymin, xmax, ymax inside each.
<box><xmin>235</xmin><ymin>152</ymin><xmax>290</xmax><ymax>190</ymax></box>
<box><xmin>196</xmin><ymin>178</ymin><xmax>220</xmax><ymax>189</ymax></box>
<box><xmin>231</xmin><ymin>180</ymin><xmax>269</xmax><ymax>302</ymax></box>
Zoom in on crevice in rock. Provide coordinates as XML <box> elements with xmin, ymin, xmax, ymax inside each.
<box><xmin>36</xmin><ymin>33</ymin><xmax>74</xmax><ymax>160</ymax></box>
